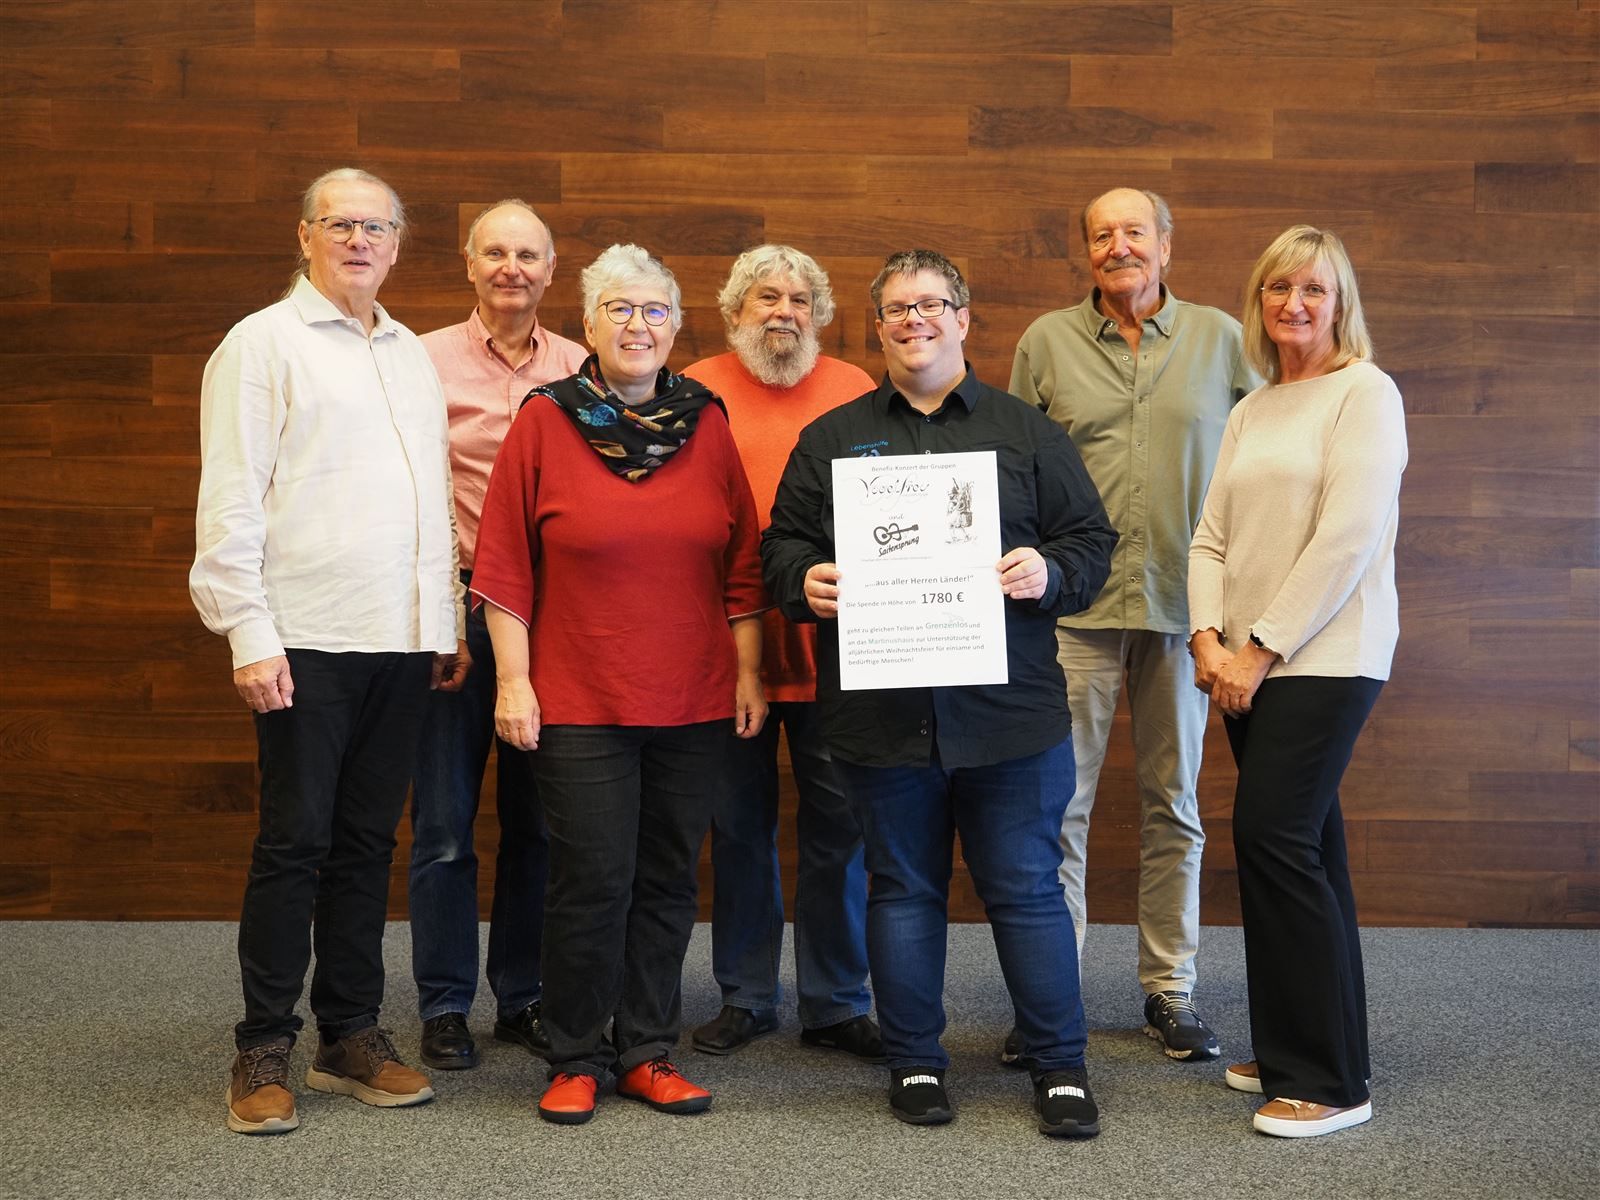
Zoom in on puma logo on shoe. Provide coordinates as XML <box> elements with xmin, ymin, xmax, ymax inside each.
<box><xmin>901</xmin><ymin>1073</ymin><xmax>941</xmax><ymax>1087</ymax></box>
<box><xmin>1047</xmin><ymin>1084</ymin><xmax>1086</xmax><ymax>1099</ymax></box>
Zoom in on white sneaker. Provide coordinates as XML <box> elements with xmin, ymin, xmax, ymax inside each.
<box><xmin>1253</xmin><ymin>1097</ymin><xmax>1372</xmax><ymax>1138</ymax></box>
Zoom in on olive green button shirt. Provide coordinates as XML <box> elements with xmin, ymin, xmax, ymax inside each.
<box><xmin>1010</xmin><ymin>288</ymin><xmax>1259</xmax><ymax>635</ymax></box>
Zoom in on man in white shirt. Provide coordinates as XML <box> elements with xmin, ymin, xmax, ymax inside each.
<box><xmin>191</xmin><ymin>167</ymin><xmax>467</xmax><ymax>1136</ymax></box>
<box><xmin>409</xmin><ymin>201</ymin><xmax>587</xmax><ymax>1072</ymax></box>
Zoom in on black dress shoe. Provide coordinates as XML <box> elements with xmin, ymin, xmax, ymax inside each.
<box><xmin>493</xmin><ymin>1000</ymin><xmax>551</xmax><ymax>1059</ymax></box>
<box><xmin>420</xmin><ymin>1012</ymin><xmax>477</xmax><ymax>1070</ymax></box>
<box><xmin>800</xmin><ymin>1015</ymin><xmax>887</xmax><ymax>1063</ymax></box>
<box><xmin>890</xmin><ymin>1066</ymin><xmax>951</xmax><ymax>1125</ymax></box>
<box><xmin>690</xmin><ymin>1005</ymin><xmax>778</xmax><ymax>1055</ymax></box>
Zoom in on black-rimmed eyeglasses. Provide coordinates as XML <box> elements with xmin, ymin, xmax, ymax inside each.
<box><xmin>599</xmin><ymin>300</ymin><xmax>672</xmax><ymax>327</ymax></box>
<box><xmin>877</xmin><ymin>298</ymin><xmax>957</xmax><ymax>323</ymax></box>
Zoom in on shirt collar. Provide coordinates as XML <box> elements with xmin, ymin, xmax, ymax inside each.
<box><xmin>467</xmin><ymin>306</ymin><xmax>546</xmax><ymax>361</ymax></box>
<box><xmin>876</xmin><ymin>362</ymin><xmax>981</xmax><ymax>416</ymax></box>
<box><xmin>289</xmin><ymin>274</ymin><xmax>399</xmax><ymax>338</ymax></box>
<box><xmin>1081</xmin><ymin>285</ymin><xmax>1178</xmax><ymax>341</ymax></box>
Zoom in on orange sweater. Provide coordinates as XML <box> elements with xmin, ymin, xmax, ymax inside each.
<box><xmin>685</xmin><ymin>352</ymin><xmax>874</xmax><ymax>702</ymax></box>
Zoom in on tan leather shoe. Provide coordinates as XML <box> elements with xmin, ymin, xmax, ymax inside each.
<box><xmin>1225</xmin><ymin>1060</ymin><xmax>1263</xmax><ymax>1094</ymax></box>
<box><xmin>305</xmin><ymin>1026</ymin><xmax>434</xmax><ymax>1107</ymax></box>
<box><xmin>1253</xmin><ymin>1096</ymin><xmax>1372</xmax><ymax>1138</ymax></box>
<box><xmin>227</xmin><ymin>1039</ymin><xmax>299</xmax><ymax>1134</ymax></box>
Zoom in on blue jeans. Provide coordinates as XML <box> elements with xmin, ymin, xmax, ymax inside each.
<box><xmin>408</xmin><ymin>599</ymin><xmax>547</xmax><ymax>1021</ymax></box>
<box><xmin>532</xmin><ymin>721</ymin><xmax>724</xmax><ymax>1082</ymax></box>
<box><xmin>837</xmin><ymin>739</ymin><xmax>1087</xmax><ymax>1074</ymax></box>
<box><xmin>708</xmin><ymin>701</ymin><xmax>870</xmax><ymax>1028</ymax></box>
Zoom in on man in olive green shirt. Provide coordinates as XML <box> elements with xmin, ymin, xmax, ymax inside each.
<box><xmin>1009</xmin><ymin>188</ymin><xmax>1259</xmax><ymax>1062</ymax></box>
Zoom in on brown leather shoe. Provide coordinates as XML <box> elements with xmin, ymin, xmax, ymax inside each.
<box><xmin>1253</xmin><ymin>1096</ymin><xmax>1373</xmax><ymax>1138</ymax></box>
<box><xmin>1225</xmin><ymin>1060</ymin><xmax>1263</xmax><ymax>1093</ymax></box>
<box><xmin>227</xmin><ymin>1039</ymin><xmax>299</xmax><ymax>1134</ymax></box>
<box><xmin>305</xmin><ymin>1027</ymin><xmax>434</xmax><ymax>1108</ymax></box>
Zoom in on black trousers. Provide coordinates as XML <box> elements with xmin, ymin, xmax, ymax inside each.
<box><xmin>236</xmin><ymin>649</ymin><xmax>434</xmax><ymax>1049</ymax></box>
<box><xmin>1225</xmin><ymin>674</ymin><xmax>1383</xmax><ymax>1108</ymax></box>
<box><xmin>528</xmin><ymin>721</ymin><xmax>724</xmax><ymax>1082</ymax></box>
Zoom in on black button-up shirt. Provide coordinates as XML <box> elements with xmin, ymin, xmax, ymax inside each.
<box><xmin>762</xmin><ymin>366</ymin><xmax>1117</xmax><ymax>769</ymax></box>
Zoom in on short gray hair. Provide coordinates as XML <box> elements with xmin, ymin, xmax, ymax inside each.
<box><xmin>463</xmin><ymin>198</ymin><xmax>554</xmax><ymax>258</ymax></box>
<box><xmin>869</xmin><ymin>249</ymin><xmax>970</xmax><ymax>311</ymax></box>
<box><xmin>286</xmin><ymin>167</ymin><xmax>406</xmax><ymax>295</ymax></box>
<box><xmin>717</xmin><ymin>244</ymin><xmax>837</xmax><ymax>329</ymax></box>
<box><xmin>1079</xmin><ymin>188</ymin><xmax>1173</xmax><ymax>245</ymax></box>
<box><xmin>579</xmin><ymin>244</ymin><xmax>684</xmax><ymax>332</ymax></box>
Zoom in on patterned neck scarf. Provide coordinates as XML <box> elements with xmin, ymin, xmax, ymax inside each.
<box><xmin>532</xmin><ymin>355</ymin><xmax>723</xmax><ymax>482</ymax></box>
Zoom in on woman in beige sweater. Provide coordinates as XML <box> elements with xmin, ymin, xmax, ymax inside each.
<box><xmin>1188</xmin><ymin>226</ymin><xmax>1407</xmax><ymax>1139</ymax></box>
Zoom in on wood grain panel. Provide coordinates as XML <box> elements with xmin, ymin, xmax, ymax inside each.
<box><xmin>867</xmin><ymin>2</ymin><xmax>1170</xmax><ymax>56</ymax></box>
<box><xmin>0</xmin><ymin>0</ymin><xmax>1593</xmax><ymax>928</ymax></box>
<box><xmin>0</xmin><ymin>99</ymin><xmax>49</xmax><ymax>149</ymax></box>
<box><xmin>973</xmin><ymin>105</ymin><xmax>1270</xmax><ymax>157</ymax></box>
<box><xmin>564</xmin><ymin>0</ymin><xmax>865</xmax><ymax>56</ymax></box>
<box><xmin>0</xmin><ymin>205</ymin><xmax>152</xmax><ymax>253</ymax></box>
<box><xmin>151</xmin><ymin>49</ymin><xmax>461</xmax><ymax>101</ymax></box>
<box><xmin>361</xmin><ymin>102</ymin><xmax>664</xmax><ymax>155</ymax></box>
<box><xmin>1373</xmin><ymin>62</ymin><xmax>1600</xmax><ymax>114</ymax></box>
<box><xmin>0</xmin><ymin>150</ymin><xmax>255</xmax><ymax>203</ymax></box>
<box><xmin>1173</xmin><ymin>4</ymin><xmax>1474</xmax><ymax>62</ymax></box>
<box><xmin>1476</xmin><ymin>163</ymin><xmax>1600</xmax><ymax>213</ymax></box>
<box><xmin>50</xmin><ymin>99</ymin><xmax>357</xmax><ymax>153</ymax></box>
<box><xmin>1275</xmin><ymin>111</ymin><xmax>1598</xmax><ymax>164</ymax></box>
<box><xmin>666</xmin><ymin>107</ymin><xmax>969</xmax><ymax>156</ymax></box>
<box><xmin>0</xmin><ymin>0</ymin><xmax>250</xmax><ymax>47</ymax></box>
<box><xmin>463</xmin><ymin>50</ymin><xmax>763</xmax><ymax>108</ymax></box>
<box><xmin>1071</xmin><ymin>55</ymin><xmax>1375</xmax><ymax>108</ymax></box>
<box><xmin>1477</xmin><ymin>5</ymin><xmax>1600</xmax><ymax>61</ymax></box>
<box><xmin>0</xmin><ymin>51</ymin><xmax>154</xmax><ymax>98</ymax></box>
<box><xmin>254</xmin><ymin>0</ymin><xmax>563</xmax><ymax>49</ymax></box>
<box><xmin>768</xmin><ymin>53</ymin><xmax>1074</xmax><ymax>108</ymax></box>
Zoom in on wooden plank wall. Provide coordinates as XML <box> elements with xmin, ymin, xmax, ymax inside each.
<box><xmin>0</xmin><ymin>0</ymin><xmax>1596</xmax><ymax>926</ymax></box>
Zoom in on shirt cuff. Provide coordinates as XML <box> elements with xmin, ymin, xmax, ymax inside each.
<box><xmin>227</xmin><ymin>619</ymin><xmax>286</xmax><ymax>671</ymax></box>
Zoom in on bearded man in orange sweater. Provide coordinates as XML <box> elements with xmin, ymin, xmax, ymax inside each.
<box><xmin>684</xmin><ymin>246</ymin><xmax>883</xmax><ymax>1062</ymax></box>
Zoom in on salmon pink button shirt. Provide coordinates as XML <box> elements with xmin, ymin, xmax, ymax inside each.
<box><xmin>421</xmin><ymin>308</ymin><xmax>588</xmax><ymax>570</ymax></box>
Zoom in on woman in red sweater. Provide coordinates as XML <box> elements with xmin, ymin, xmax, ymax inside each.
<box><xmin>472</xmin><ymin>243</ymin><xmax>767</xmax><ymax>1125</ymax></box>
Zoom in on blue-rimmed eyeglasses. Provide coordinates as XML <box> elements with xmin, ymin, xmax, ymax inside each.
<box><xmin>599</xmin><ymin>300</ymin><xmax>672</xmax><ymax>327</ymax></box>
<box><xmin>1261</xmin><ymin>281</ymin><xmax>1335</xmax><ymax>306</ymax></box>
<box><xmin>877</xmin><ymin>297</ymin><xmax>957</xmax><ymax>323</ymax></box>
<box><xmin>311</xmin><ymin>216</ymin><xmax>399</xmax><ymax>244</ymax></box>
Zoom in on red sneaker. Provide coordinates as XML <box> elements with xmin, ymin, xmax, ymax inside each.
<box><xmin>538</xmin><ymin>1072</ymin><xmax>599</xmax><ymax>1125</ymax></box>
<box><xmin>617</xmin><ymin>1058</ymin><xmax>713</xmax><ymax>1114</ymax></box>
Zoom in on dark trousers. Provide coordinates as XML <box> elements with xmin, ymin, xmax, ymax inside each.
<box><xmin>1226</xmin><ymin>674</ymin><xmax>1383</xmax><ymax>1108</ymax></box>
<box><xmin>409</xmin><ymin>595</ymin><xmax>547</xmax><ymax>1022</ymax></box>
<box><xmin>236</xmin><ymin>649</ymin><xmax>434</xmax><ymax>1049</ymax></box>
<box><xmin>530</xmin><ymin>721</ymin><xmax>724</xmax><ymax>1082</ymax></box>
<box><xmin>708</xmin><ymin>700</ymin><xmax>870</xmax><ymax>1027</ymax></box>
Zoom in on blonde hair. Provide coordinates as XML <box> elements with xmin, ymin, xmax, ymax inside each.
<box><xmin>1242</xmin><ymin>225</ymin><xmax>1372</xmax><ymax>382</ymax></box>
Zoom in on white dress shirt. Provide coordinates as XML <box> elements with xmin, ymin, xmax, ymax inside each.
<box><xmin>190</xmin><ymin>276</ymin><xmax>464</xmax><ymax>669</ymax></box>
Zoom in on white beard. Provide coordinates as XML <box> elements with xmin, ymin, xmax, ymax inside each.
<box><xmin>728</xmin><ymin>322</ymin><xmax>821</xmax><ymax>389</ymax></box>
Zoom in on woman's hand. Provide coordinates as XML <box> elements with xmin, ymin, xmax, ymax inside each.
<box><xmin>734</xmin><ymin>670</ymin><xmax>768</xmax><ymax>739</ymax></box>
<box><xmin>1210</xmin><ymin>640</ymin><xmax>1277</xmax><ymax>717</ymax></box>
<box><xmin>1189</xmin><ymin>629</ymin><xmax>1230</xmax><ymax>694</ymax></box>
<box><xmin>495</xmin><ymin>676</ymin><xmax>542</xmax><ymax>750</ymax></box>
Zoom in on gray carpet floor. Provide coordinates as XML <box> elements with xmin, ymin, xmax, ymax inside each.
<box><xmin>1</xmin><ymin>921</ymin><xmax>1596</xmax><ymax>1200</ymax></box>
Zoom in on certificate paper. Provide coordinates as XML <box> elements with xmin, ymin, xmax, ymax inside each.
<box><xmin>831</xmin><ymin>451</ymin><xmax>1008</xmax><ymax>690</ymax></box>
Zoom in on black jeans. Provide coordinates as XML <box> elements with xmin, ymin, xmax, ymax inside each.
<box><xmin>529</xmin><ymin>721</ymin><xmax>725</xmax><ymax>1082</ymax></box>
<box><xmin>1226</xmin><ymin>674</ymin><xmax>1383</xmax><ymax>1108</ymax></box>
<box><xmin>236</xmin><ymin>649</ymin><xmax>433</xmax><ymax>1049</ymax></box>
